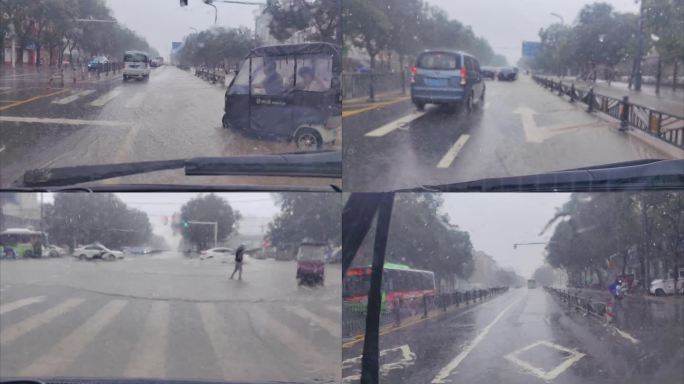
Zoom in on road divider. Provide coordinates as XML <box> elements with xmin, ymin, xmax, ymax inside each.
<box><xmin>532</xmin><ymin>75</ymin><xmax>684</xmax><ymax>150</ymax></box>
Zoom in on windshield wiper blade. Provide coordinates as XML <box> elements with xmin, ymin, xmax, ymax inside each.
<box><xmin>19</xmin><ymin>152</ymin><xmax>341</xmax><ymax>187</ymax></box>
<box><xmin>185</xmin><ymin>151</ymin><xmax>341</xmax><ymax>178</ymax></box>
<box><xmin>406</xmin><ymin>159</ymin><xmax>684</xmax><ymax>192</ymax></box>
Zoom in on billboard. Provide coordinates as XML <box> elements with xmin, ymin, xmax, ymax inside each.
<box><xmin>171</xmin><ymin>41</ymin><xmax>182</xmax><ymax>52</ymax></box>
<box><xmin>522</xmin><ymin>41</ymin><xmax>542</xmax><ymax>58</ymax></box>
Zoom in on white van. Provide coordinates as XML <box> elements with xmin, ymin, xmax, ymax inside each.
<box><xmin>650</xmin><ymin>267</ymin><xmax>684</xmax><ymax>296</ymax></box>
<box><xmin>122</xmin><ymin>51</ymin><xmax>150</xmax><ymax>81</ymax></box>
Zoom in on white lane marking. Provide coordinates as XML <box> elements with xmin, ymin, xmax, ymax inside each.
<box><xmin>124</xmin><ymin>301</ymin><xmax>169</xmax><ymax>377</ymax></box>
<box><xmin>431</xmin><ymin>296</ymin><xmax>522</xmax><ymax>383</ymax></box>
<box><xmin>197</xmin><ymin>302</ymin><xmax>263</xmax><ymax>379</ymax></box>
<box><xmin>51</xmin><ymin>89</ymin><xmax>95</xmax><ymax>105</ymax></box>
<box><xmin>610</xmin><ymin>325</ymin><xmax>639</xmax><ymax>344</ymax></box>
<box><xmin>285</xmin><ymin>305</ymin><xmax>340</xmax><ymax>338</ymax></box>
<box><xmin>89</xmin><ymin>88</ymin><xmax>121</xmax><ymax>107</ymax></box>
<box><xmin>0</xmin><ymin>298</ymin><xmax>85</xmax><ymax>345</ymax></box>
<box><xmin>504</xmin><ymin>340</ymin><xmax>585</xmax><ymax>381</ymax></box>
<box><xmin>0</xmin><ymin>144</ymin><xmax>5</xmax><ymax>154</ymax></box>
<box><xmin>0</xmin><ymin>296</ymin><xmax>46</xmax><ymax>315</ymax></box>
<box><xmin>365</xmin><ymin>111</ymin><xmax>427</xmax><ymax>137</ymax></box>
<box><xmin>248</xmin><ymin>305</ymin><xmax>330</xmax><ymax>370</ymax></box>
<box><xmin>342</xmin><ymin>344</ymin><xmax>417</xmax><ymax>383</ymax></box>
<box><xmin>0</xmin><ymin>86</ymin><xmax>11</xmax><ymax>90</ymax></box>
<box><xmin>436</xmin><ymin>134</ymin><xmax>470</xmax><ymax>168</ymax></box>
<box><xmin>124</xmin><ymin>91</ymin><xmax>146</xmax><ymax>108</ymax></box>
<box><xmin>19</xmin><ymin>299</ymin><xmax>128</xmax><ymax>376</ymax></box>
<box><xmin>0</xmin><ymin>116</ymin><xmax>127</xmax><ymax>127</ymax></box>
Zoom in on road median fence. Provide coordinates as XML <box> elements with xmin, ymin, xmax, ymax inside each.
<box><xmin>48</xmin><ymin>62</ymin><xmax>124</xmax><ymax>87</ymax></box>
<box><xmin>342</xmin><ymin>72</ymin><xmax>406</xmax><ymax>100</ymax></box>
<box><xmin>545</xmin><ymin>286</ymin><xmax>609</xmax><ymax>321</ymax></box>
<box><xmin>532</xmin><ymin>75</ymin><xmax>684</xmax><ymax>150</ymax></box>
<box><xmin>343</xmin><ymin>287</ymin><xmax>508</xmax><ymax>340</ymax></box>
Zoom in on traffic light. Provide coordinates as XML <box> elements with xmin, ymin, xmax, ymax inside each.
<box><xmin>180</xmin><ymin>0</ymin><xmax>188</xmax><ymax>6</ymax></box>
<box><xmin>183</xmin><ymin>221</ymin><xmax>189</xmax><ymax>228</ymax></box>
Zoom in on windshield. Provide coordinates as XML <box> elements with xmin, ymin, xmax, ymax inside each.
<box><xmin>341</xmin><ymin>0</ymin><xmax>684</xmax><ymax>191</ymax></box>
<box><xmin>0</xmin><ymin>1</ymin><xmax>341</xmax><ymax>189</ymax></box>
<box><xmin>342</xmin><ymin>192</ymin><xmax>684</xmax><ymax>383</ymax></box>
<box><xmin>1</xmin><ymin>191</ymin><xmax>342</xmax><ymax>382</ymax></box>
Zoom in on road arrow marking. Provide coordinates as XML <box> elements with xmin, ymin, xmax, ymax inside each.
<box><xmin>504</xmin><ymin>340</ymin><xmax>585</xmax><ymax>381</ymax></box>
<box><xmin>365</xmin><ymin>110</ymin><xmax>427</xmax><ymax>137</ymax></box>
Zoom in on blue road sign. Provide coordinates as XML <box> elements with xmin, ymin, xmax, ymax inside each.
<box><xmin>522</xmin><ymin>41</ymin><xmax>542</xmax><ymax>58</ymax></box>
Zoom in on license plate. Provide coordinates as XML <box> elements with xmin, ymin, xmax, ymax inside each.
<box><xmin>425</xmin><ymin>78</ymin><xmax>447</xmax><ymax>87</ymax></box>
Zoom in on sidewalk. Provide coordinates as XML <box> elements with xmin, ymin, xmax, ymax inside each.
<box><xmin>551</xmin><ymin>76</ymin><xmax>684</xmax><ymax>117</ymax></box>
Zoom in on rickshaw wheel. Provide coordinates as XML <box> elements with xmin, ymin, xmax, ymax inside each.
<box><xmin>294</xmin><ymin>128</ymin><xmax>322</xmax><ymax>151</ymax></box>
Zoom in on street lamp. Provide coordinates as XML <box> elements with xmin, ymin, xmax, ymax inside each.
<box><xmin>513</xmin><ymin>242</ymin><xmax>548</xmax><ymax>250</ymax></box>
<box><xmin>550</xmin><ymin>12</ymin><xmax>564</xmax><ymax>25</ymax></box>
<box><xmin>202</xmin><ymin>0</ymin><xmax>264</xmax><ymax>25</ymax></box>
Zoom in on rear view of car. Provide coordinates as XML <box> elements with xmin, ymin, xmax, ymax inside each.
<box><xmin>123</xmin><ymin>51</ymin><xmax>150</xmax><ymax>81</ymax></box>
<box><xmin>497</xmin><ymin>67</ymin><xmax>517</xmax><ymax>81</ymax></box>
<box><xmin>410</xmin><ymin>50</ymin><xmax>485</xmax><ymax>112</ymax></box>
<box><xmin>481</xmin><ymin>66</ymin><xmax>496</xmax><ymax>79</ymax></box>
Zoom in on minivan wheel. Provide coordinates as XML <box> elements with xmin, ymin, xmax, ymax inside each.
<box><xmin>465</xmin><ymin>93</ymin><xmax>474</xmax><ymax>113</ymax></box>
<box><xmin>415</xmin><ymin>102</ymin><xmax>425</xmax><ymax>111</ymax></box>
<box><xmin>222</xmin><ymin>114</ymin><xmax>231</xmax><ymax>129</ymax></box>
<box><xmin>294</xmin><ymin>128</ymin><xmax>323</xmax><ymax>151</ymax></box>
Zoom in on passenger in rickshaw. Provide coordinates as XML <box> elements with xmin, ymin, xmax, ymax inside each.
<box><xmin>296</xmin><ymin>66</ymin><xmax>327</xmax><ymax>92</ymax></box>
<box><xmin>260</xmin><ymin>60</ymin><xmax>284</xmax><ymax>95</ymax></box>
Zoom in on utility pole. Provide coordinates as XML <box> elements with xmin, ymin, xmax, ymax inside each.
<box><xmin>633</xmin><ymin>0</ymin><xmax>645</xmax><ymax>91</ymax></box>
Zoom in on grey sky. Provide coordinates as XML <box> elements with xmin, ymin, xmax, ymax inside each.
<box><xmin>426</xmin><ymin>0</ymin><xmax>640</xmax><ymax>64</ymax></box>
<box><xmin>105</xmin><ymin>0</ymin><xmax>261</xmax><ymax>59</ymax></box>
<box><xmin>440</xmin><ymin>193</ymin><xmax>571</xmax><ymax>279</ymax></box>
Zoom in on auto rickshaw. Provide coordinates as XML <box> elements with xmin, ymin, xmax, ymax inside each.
<box><xmin>296</xmin><ymin>241</ymin><xmax>327</xmax><ymax>286</ymax></box>
<box><xmin>222</xmin><ymin>42</ymin><xmax>341</xmax><ymax>150</ymax></box>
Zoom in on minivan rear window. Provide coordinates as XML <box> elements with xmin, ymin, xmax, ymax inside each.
<box><xmin>124</xmin><ymin>52</ymin><xmax>148</xmax><ymax>62</ymax></box>
<box><xmin>417</xmin><ymin>52</ymin><xmax>461</xmax><ymax>70</ymax></box>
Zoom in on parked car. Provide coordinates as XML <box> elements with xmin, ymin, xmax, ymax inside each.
<box><xmin>45</xmin><ymin>245</ymin><xmax>67</xmax><ymax>258</ymax></box>
<box><xmin>87</xmin><ymin>56</ymin><xmax>109</xmax><ymax>71</ymax></box>
<box><xmin>410</xmin><ymin>49</ymin><xmax>486</xmax><ymax>112</ymax></box>
<box><xmin>497</xmin><ymin>67</ymin><xmax>518</xmax><ymax>81</ymax></box>
<box><xmin>650</xmin><ymin>267</ymin><xmax>684</xmax><ymax>296</ymax></box>
<box><xmin>74</xmin><ymin>243</ymin><xmax>124</xmax><ymax>261</ymax></box>
<box><xmin>480</xmin><ymin>66</ymin><xmax>497</xmax><ymax>80</ymax></box>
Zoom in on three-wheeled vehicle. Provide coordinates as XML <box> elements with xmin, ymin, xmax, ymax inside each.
<box><xmin>296</xmin><ymin>241</ymin><xmax>327</xmax><ymax>286</ymax></box>
<box><xmin>222</xmin><ymin>42</ymin><xmax>341</xmax><ymax>150</ymax></box>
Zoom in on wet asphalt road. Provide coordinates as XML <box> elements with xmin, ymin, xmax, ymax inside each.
<box><xmin>0</xmin><ymin>252</ymin><xmax>341</xmax><ymax>383</ymax></box>
<box><xmin>0</xmin><ymin>66</ymin><xmax>340</xmax><ymax>189</ymax></box>
<box><xmin>341</xmin><ymin>288</ymin><xmax>683</xmax><ymax>384</ymax></box>
<box><xmin>342</xmin><ymin>76</ymin><xmax>672</xmax><ymax>191</ymax></box>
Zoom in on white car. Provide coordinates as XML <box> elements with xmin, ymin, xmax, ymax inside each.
<box><xmin>74</xmin><ymin>243</ymin><xmax>124</xmax><ymax>261</ymax></box>
<box><xmin>650</xmin><ymin>268</ymin><xmax>684</xmax><ymax>296</ymax></box>
<box><xmin>45</xmin><ymin>245</ymin><xmax>67</xmax><ymax>258</ymax></box>
<box><xmin>200</xmin><ymin>247</ymin><xmax>234</xmax><ymax>259</ymax></box>
<box><xmin>122</xmin><ymin>50</ymin><xmax>151</xmax><ymax>81</ymax></box>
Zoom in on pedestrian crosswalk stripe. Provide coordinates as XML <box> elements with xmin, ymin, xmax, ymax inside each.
<box><xmin>52</xmin><ymin>90</ymin><xmax>95</xmax><ymax>105</ymax></box>
<box><xmin>124</xmin><ymin>301</ymin><xmax>169</xmax><ymax>377</ymax></box>
<box><xmin>285</xmin><ymin>306</ymin><xmax>340</xmax><ymax>338</ymax></box>
<box><xmin>18</xmin><ymin>300</ymin><xmax>128</xmax><ymax>377</ymax></box>
<box><xmin>124</xmin><ymin>91</ymin><xmax>146</xmax><ymax>108</ymax></box>
<box><xmin>0</xmin><ymin>296</ymin><xmax>46</xmax><ymax>315</ymax></box>
<box><xmin>197</xmin><ymin>303</ymin><xmax>264</xmax><ymax>380</ymax></box>
<box><xmin>0</xmin><ymin>298</ymin><xmax>85</xmax><ymax>346</ymax></box>
<box><xmin>248</xmin><ymin>305</ymin><xmax>328</xmax><ymax>370</ymax></box>
<box><xmin>89</xmin><ymin>88</ymin><xmax>121</xmax><ymax>107</ymax></box>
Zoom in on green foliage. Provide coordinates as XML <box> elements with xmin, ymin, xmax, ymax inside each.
<box><xmin>177</xmin><ymin>194</ymin><xmax>241</xmax><ymax>250</ymax></box>
<box><xmin>44</xmin><ymin>194</ymin><xmax>152</xmax><ymax>250</ymax></box>
<box><xmin>175</xmin><ymin>27</ymin><xmax>258</xmax><ymax>68</ymax></box>
<box><xmin>263</xmin><ymin>0</ymin><xmax>339</xmax><ymax>44</ymax></box>
<box><xmin>266</xmin><ymin>193</ymin><xmax>341</xmax><ymax>248</ymax></box>
<box><xmin>532</xmin><ymin>265</ymin><xmax>556</xmax><ymax>286</ymax></box>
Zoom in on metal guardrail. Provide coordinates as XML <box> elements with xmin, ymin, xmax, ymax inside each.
<box><xmin>342</xmin><ymin>72</ymin><xmax>406</xmax><ymax>100</ymax></box>
<box><xmin>545</xmin><ymin>286</ymin><xmax>607</xmax><ymax>318</ymax></box>
<box><xmin>194</xmin><ymin>67</ymin><xmax>228</xmax><ymax>86</ymax></box>
<box><xmin>532</xmin><ymin>75</ymin><xmax>684</xmax><ymax>150</ymax></box>
<box><xmin>48</xmin><ymin>62</ymin><xmax>124</xmax><ymax>87</ymax></box>
<box><xmin>343</xmin><ymin>287</ymin><xmax>508</xmax><ymax>339</ymax></box>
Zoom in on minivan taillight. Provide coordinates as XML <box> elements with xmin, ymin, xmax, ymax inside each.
<box><xmin>410</xmin><ymin>65</ymin><xmax>417</xmax><ymax>84</ymax></box>
<box><xmin>460</xmin><ymin>67</ymin><xmax>467</xmax><ymax>86</ymax></box>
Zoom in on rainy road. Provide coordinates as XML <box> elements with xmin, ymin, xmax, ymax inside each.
<box><xmin>342</xmin><ymin>75</ymin><xmax>674</xmax><ymax>191</ymax></box>
<box><xmin>0</xmin><ymin>253</ymin><xmax>341</xmax><ymax>383</ymax></box>
<box><xmin>0</xmin><ymin>66</ymin><xmax>341</xmax><ymax>189</ymax></box>
<box><xmin>341</xmin><ymin>288</ymin><xmax>683</xmax><ymax>384</ymax></box>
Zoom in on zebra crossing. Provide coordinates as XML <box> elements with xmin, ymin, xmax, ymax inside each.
<box><xmin>0</xmin><ymin>290</ymin><xmax>340</xmax><ymax>381</ymax></box>
<box><xmin>43</xmin><ymin>86</ymin><xmax>147</xmax><ymax>109</ymax></box>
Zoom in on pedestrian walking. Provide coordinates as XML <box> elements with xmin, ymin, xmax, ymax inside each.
<box><xmin>230</xmin><ymin>244</ymin><xmax>245</xmax><ymax>280</ymax></box>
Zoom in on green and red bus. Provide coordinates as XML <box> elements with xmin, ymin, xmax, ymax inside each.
<box><xmin>343</xmin><ymin>262</ymin><xmax>436</xmax><ymax>312</ymax></box>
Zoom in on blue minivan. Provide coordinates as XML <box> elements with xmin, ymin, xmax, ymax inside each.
<box><xmin>410</xmin><ymin>50</ymin><xmax>485</xmax><ymax>112</ymax></box>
